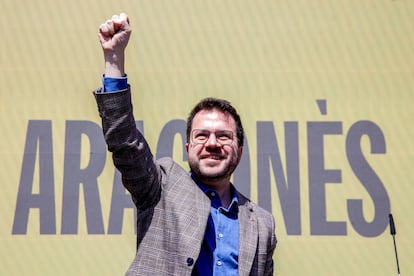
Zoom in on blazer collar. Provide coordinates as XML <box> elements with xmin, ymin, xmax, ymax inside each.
<box><xmin>237</xmin><ymin>194</ymin><xmax>259</xmax><ymax>274</ymax></box>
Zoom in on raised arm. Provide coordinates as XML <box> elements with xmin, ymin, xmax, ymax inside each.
<box><xmin>95</xmin><ymin>14</ymin><xmax>161</xmax><ymax>210</ymax></box>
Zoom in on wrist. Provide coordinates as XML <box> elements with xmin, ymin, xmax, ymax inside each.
<box><xmin>104</xmin><ymin>51</ymin><xmax>125</xmax><ymax>77</ymax></box>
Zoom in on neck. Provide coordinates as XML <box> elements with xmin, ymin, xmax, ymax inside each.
<box><xmin>200</xmin><ymin>177</ymin><xmax>233</xmax><ymax>208</ymax></box>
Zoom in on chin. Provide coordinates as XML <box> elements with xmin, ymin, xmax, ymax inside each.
<box><xmin>200</xmin><ymin>170</ymin><xmax>223</xmax><ymax>179</ymax></box>
<box><xmin>199</xmin><ymin>169</ymin><xmax>230</xmax><ymax>181</ymax></box>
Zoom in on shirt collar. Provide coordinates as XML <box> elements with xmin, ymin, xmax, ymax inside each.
<box><xmin>190</xmin><ymin>172</ymin><xmax>239</xmax><ymax>214</ymax></box>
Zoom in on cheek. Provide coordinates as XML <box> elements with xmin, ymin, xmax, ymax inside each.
<box><xmin>228</xmin><ymin>146</ymin><xmax>242</xmax><ymax>161</ymax></box>
<box><xmin>187</xmin><ymin>144</ymin><xmax>202</xmax><ymax>156</ymax></box>
<box><xmin>225</xmin><ymin>144</ymin><xmax>239</xmax><ymax>154</ymax></box>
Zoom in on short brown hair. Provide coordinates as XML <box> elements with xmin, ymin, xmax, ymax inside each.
<box><xmin>186</xmin><ymin>97</ymin><xmax>244</xmax><ymax>147</ymax></box>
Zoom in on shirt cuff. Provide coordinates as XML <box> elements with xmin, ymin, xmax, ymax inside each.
<box><xmin>102</xmin><ymin>74</ymin><xmax>128</xmax><ymax>92</ymax></box>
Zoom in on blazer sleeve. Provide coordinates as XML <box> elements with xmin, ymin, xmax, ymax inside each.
<box><xmin>94</xmin><ymin>87</ymin><xmax>162</xmax><ymax>210</ymax></box>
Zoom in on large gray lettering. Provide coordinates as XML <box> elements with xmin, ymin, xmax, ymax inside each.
<box><xmin>13</xmin><ymin>120</ymin><xmax>56</xmax><ymax>234</ymax></box>
<box><xmin>257</xmin><ymin>121</ymin><xmax>301</xmax><ymax>235</ymax></box>
<box><xmin>308</xmin><ymin>121</ymin><xmax>346</xmax><ymax>235</ymax></box>
<box><xmin>156</xmin><ymin>119</ymin><xmax>187</xmax><ymax>160</ymax></box>
<box><xmin>346</xmin><ymin>121</ymin><xmax>389</xmax><ymax>237</ymax></box>
<box><xmin>61</xmin><ymin>121</ymin><xmax>106</xmax><ymax>234</ymax></box>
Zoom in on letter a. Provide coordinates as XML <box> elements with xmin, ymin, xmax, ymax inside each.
<box><xmin>13</xmin><ymin>120</ymin><xmax>56</xmax><ymax>234</ymax></box>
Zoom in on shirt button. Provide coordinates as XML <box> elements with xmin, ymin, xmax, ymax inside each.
<box><xmin>210</xmin><ymin>192</ymin><xmax>216</xmax><ymax>197</ymax></box>
<box><xmin>218</xmin><ymin>233</ymin><xmax>223</xmax><ymax>239</ymax></box>
<box><xmin>217</xmin><ymin>261</ymin><xmax>223</xmax><ymax>266</ymax></box>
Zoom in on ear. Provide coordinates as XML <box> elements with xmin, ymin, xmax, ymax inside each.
<box><xmin>185</xmin><ymin>143</ymin><xmax>189</xmax><ymax>153</ymax></box>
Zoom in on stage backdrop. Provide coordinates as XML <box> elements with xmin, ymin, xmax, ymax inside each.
<box><xmin>1</xmin><ymin>0</ymin><xmax>413</xmax><ymax>275</ymax></box>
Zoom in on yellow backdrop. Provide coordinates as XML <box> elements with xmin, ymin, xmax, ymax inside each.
<box><xmin>1</xmin><ymin>0</ymin><xmax>413</xmax><ymax>275</ymax></box>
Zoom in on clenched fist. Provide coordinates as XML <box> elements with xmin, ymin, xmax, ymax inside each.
<box><xmin>98</xmin><ymin>13</ymin><xmax>131</xmax><ymax>77</ymax></box>
<box><xmin>99</xmin><ymin>13</ymin><xmax>131</xmax><ymax>52</ymax></box>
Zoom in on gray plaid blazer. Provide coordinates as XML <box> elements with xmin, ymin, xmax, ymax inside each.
<box><xmin>94</xmin><ymin>88</ymin><xmax>277</xmax><ymax>275</ymax></box>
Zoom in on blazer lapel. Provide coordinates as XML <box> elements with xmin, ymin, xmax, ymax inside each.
<box><xmin>238</xmin><ymin>200</ymin><xmax>258</xmax><ymax>275</ymax></box>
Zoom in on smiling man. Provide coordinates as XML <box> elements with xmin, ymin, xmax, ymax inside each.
<box><xmin>93</xmin><ymin>13</ymin><xmax>277</xmax><ymax>276</ymax></box>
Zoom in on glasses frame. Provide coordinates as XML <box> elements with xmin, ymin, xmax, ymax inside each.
<box><xmin>190</xmin><ymin>129</ymin><xmax>234</xmax><ymax>145</ymax></box>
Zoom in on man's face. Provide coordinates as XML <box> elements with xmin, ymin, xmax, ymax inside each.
<box><xmin>186</xmin><ymin>108</ymin><xmax>242</xmax><ymax>184</ymax></box>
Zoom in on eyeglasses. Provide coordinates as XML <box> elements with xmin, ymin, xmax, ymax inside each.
<box><xmin>191</xmin><ymin>129</ymin><xmax>234</xmax><ymax>145</ymax></box>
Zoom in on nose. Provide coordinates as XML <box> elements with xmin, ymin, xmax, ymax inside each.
<box><xmin>205</xmin><ymin>133</ymin><xmax>220</xmax><ymax>147</ymax></box>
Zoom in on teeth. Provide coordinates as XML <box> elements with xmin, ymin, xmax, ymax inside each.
<box><xmin>208</xmin><ymin>156</ymin><xmax>221</xmax><ymax>160</ymax></box>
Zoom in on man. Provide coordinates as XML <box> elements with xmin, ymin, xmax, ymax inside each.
<box><xmin>94</xmin><ymin>13</ymin><xmax>277</xmax><ymax>275</ymax></box>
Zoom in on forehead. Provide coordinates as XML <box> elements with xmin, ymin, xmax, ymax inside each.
<box><xmin>192</xmin><ymin>108</ymin><xmax>236</xmax><ymax>130</ymax></box>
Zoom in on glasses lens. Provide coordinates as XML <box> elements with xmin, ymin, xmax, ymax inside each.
<box><xmin>191</xmin><ymin>129</ymin><xmax>233</xmax><ymax>145</ymax></box>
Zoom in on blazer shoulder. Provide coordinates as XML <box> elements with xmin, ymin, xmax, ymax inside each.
<box><xmin>157</xmin><ymin>156</ymin><xmax>188</xmax><ymax>177</ymax></box>
<box><xmin>156</xmin><ymin>157</ymin><xmax>194</xmax><ymax>191</ymax></box>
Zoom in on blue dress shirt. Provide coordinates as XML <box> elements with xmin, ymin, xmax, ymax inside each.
<box><xmin>191</xmin><ymin>173</ymin><xmax>239</xmax><ymax>276</ymax></box>
<box><xmin>102</xmin><ymin>75</ymin><xmax>128</xmax><ymax>92</ymax></box>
